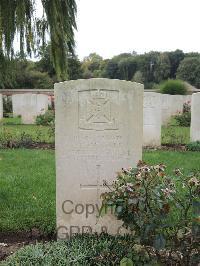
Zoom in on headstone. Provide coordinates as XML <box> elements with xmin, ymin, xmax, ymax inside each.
<box><xmin>0</xmin><ymin>94</ymin><xmax>3</xmax><ymax>120</ymax></box>
<box><xmin>170</xmin><ymin>95</ymin><xmax>184</xmax><ymax>116</ymax></box>
<box><xmin>48</xmin><ymin>96</ymin><xmax>52</xmax><ymax>108</ymax></box>
<box><xmin>190</xmin><ymin>92</ymin><xmax>200</xmax><ymax>141</ymax></box>
<box><xmin>12</xmin><ymin>94</ymin><xmax>23</xmax><ymax>117</ymax></box>
<box><xmin>12</xmin><ymin>94</ymin><xmax>49</xmax><ymax>124</ymax></box>
<box><xmin>143</xmin><ymin>92</ymin><xmax>162</xmax><ymax>146</ymax></box>
<box><xmin>161</xmin><ymin>94</ymin><xmax>191</xmax><ymax>125</ymax></box>
<box><xmin>161</xmin><ymin>94</ymin><xmax>172</xmax><ymax>125</ymax></box>
<box><xmin>55</xmin><ymin>78</ymin><xmax>143</xmax><ymax>239</ymax></box>
<box><xmin>36</xmin><ymin>94</ymin><xmax>49</xmax><ymax>115</ymax></box>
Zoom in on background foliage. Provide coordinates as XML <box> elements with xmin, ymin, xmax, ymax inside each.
<box><xmin>1</xmin><ymin>49</ymin><xmax>200</xmax><ymax>90</ymax></box>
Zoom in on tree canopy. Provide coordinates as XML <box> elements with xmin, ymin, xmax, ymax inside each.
<box><xmin>0</xmin><ymin>0</ymin><xmax>77</xmax><ymax>80</ymax></box>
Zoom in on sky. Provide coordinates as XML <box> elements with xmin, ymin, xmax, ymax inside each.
<box><xmin>75</xmin><ymin>0</ymin><xmax>200</xmax><ymax>59</ymax></box>
<box><xmin>14</xmin><ymin>0</ymin><xmax>200</xmax><ymax>60</ymax></box>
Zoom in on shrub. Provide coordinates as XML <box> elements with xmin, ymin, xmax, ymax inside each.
<box><xmin>0</xmin><ymin>127</ymin><xmax>53</xmax><ymax>148</ymax></box>
<box><xmin>36</xmin><ymin>110</ymin><xmax>55</xmax><ymax>126</ymax></box>
<box><xmin>3</xmin><ymin>233</ymin><xmax>199</xmax><ymax>265</ymax></box>
<box><xmin>160</xmin><ymin>79</ymin><xmax>187</xmax><ymax>95</ymax></box>
<box><xmin>0</xmin><ymin>129</ymin><xmax>34</xmax><ymax>148</ymax></box>
<box><xmin>186</xmin><ymin>141</ymin><xmax>200</xmax><ymax>151</ymax></box>
<box><xmin>174</xmin><ymin>101</ymin><xmax>191</xmax><ymax>127</ymax></box>
<box><xmin>101</xmin><ymin>161</ymin><xmax>199</xmax><ymax>252</ymax></box>
<box><xmin>174</xmin><ymin>112</ymin><xmax>191</xmax><ymax>127</ymax></box>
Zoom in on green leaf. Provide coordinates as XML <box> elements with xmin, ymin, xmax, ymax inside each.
<box><xmin>153</xmin><ymin>234</ymin><xmax>166</xmax><ymax>250</ymax></box>
<box><xmin>120</xmin><ymin>257</ymin><xmax>134</xmax><ymax>266</ymax></box>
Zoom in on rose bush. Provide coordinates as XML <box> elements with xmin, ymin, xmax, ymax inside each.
<box><xmin>101</xmin><ymin>161</ymin><xmax>200</xmax><ymax>254</ymax></box>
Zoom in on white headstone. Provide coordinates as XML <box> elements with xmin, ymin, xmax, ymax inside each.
<box><xmin>143</xmin><ymin>92</ymin><xmax>162</xmax><ymax>146</ymax></box>
<box><xmin>161</xmin><ymin>94</ymin><xmax>191</xmax><ymax>125</ymax></box>
<box><xmin>55</xmin><ymin>78</ymin><xmax>143</xmax><ymax>239</ymax></box>
<box><xmin>12</xmin><ymin>94</ymin><xmax>49</xmax><ymax>124</ymax></box>
<box><xmin>184</xmin><ymin>95</ymin><xmax>192</xmax><ymax>104</ymax></box>
<box><xmin>161</xmin><ymin>94</ymin><xmax>172</xmax><ymax>125</ymax></box>
<box><xmin>0</xmin><ymin>94</ymin><xmax>3</xmax><ymax>120</ymax></box>
<box><xmin>190</xmin><ymin>92</ymin><xmax>200</xmax><ymax>141</ymax></box>
<box><xmin>12</xmin><ymin>94</ymin><xmax>23</xmax><ymax>117</ymax></box>
<box><xmin>170</xmin><ymin>95</ymin><xmax>184</xmax><ymax>116</ymax></box>
<box><xmin>36</xmin><ymin>94</ymin><xmax>49</xmax><ymax>115</ymax></box>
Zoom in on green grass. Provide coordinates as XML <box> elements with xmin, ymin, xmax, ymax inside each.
<box><xmin>162</xmin><ymin>125</ymin><xmax>190</xmax><ymax>144</ymax></box>
<box><xmin>0</xmin><ymin>149</ymin><xmax>200</xmax><ymax>234</ymax></box>
<box><xmin>1</xmin><ymin>117</ymin><xmax>54</xmax><ymax>144</ymax></box>
<box><xmin>143</xmin><ymin>150</ymin><xmax>200</xmax><ymax>173</ymax></box>
<box><xmin>1</xmin><ymin>116</ymin><xmax>22</xmax><ymax>125</ymax></box>
<box><xmin>1</xmin><ymin>117</ymin><xmax>191</xmax><ymax>145</ymax></box>
<box><xmin>0</xmin><ymin>149</ymin><xmax>56</xmax><ymax>234</ymax></box>
<box><xmin>161</xmin><ymin>117</ymin><xmax>190</xmax><ymax>144</ymax></box>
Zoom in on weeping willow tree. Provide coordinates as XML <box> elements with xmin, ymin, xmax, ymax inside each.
<box><xmin>0</xmin><ymin>0</ymin><xmax>77</xmax><ymax>81</ymax></box>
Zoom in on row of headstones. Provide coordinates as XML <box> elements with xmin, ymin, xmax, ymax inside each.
<box><xmin>54</xmin><ymin>79</ymin><xmax>200</xmax><ymax>237</ymax></box>
<box><xmin>0</xmin><ymin>94</ymin><xmax>50</xmax><ymax>124</ymax></box>
<box><xmin>144</xmin><ymin>92</ymin><xmax>200</xmax><ymax>145</ymax></box>
<box><xmin>144</xmin><ymin>92</ymin><xmax>192</xmax><ymax>146</ymax></box>
<box><xmin>0</xmin><ymin>88</ymin><xmax>199</xmax><ymax>145</ymax></box>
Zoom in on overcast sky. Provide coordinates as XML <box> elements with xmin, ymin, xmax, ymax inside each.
<box><xmin>75</xmin><ymin>0</ymin><xmax>200</xmax><ymax>59</ymax></box>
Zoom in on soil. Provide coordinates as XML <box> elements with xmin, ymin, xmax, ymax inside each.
<box><xmin>27</xmin><ymin>142</ymin><xmax>55</xmax><ymax>150</ymax></box>
<box><xmin>30</xmin><ymin>143</ymin><xmax>188</xmax><ymax>152</ymax></box>
<box><xmin>31</xmin><ymin>143</ymin><xmax>187</xmax><ymax>151</ymax></box>
<box><xmin>144</xmin><ymin>144</ymin><xmax>187</xmax><ymax>152</ymax></box>
<box><xmin>0</xmin><ymin>229</ymin><xmax>55</xmax><ymax>262</ymax></box>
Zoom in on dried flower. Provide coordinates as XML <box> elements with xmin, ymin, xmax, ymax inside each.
<box><xmin>174</xmin><ymin>168</ymin><xmax>183</xmax><ymax>176</ymax></box>
<box><xmin>140</xmin><ymin>166</ymin><xmax>151</xmax><ymax>173</ymax></box>
<box><xmin>135</xmin><ymin>172</ymin><xmax>142</xmax><ymax>180</ymax></box>
<box><xmin>161</xmin><ymin>188</ymin><xmax>175</xmax><ymax>198</ymax></box>
<box><xmin>133</xmin><ymin>244</ymin><xmax>144</xmax><ymax>252</ymax></box>
<box><xmin>188</xmin><ymin>177</ymin><xmax>199</xmax><ymax>186</ymax></box>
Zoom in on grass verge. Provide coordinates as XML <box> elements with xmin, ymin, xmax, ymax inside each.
<box><xmin>0</xmin><ymin>149</ymin><xmax>200</xmax><ymax>235</ymax></box>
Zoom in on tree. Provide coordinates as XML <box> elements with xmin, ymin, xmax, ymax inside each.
<box><xmin>36</xmin><ymin>45</ymin><xmax>56</xmax><ymax>78</ymax></box>
<box><xmin>177</xmin><ymin>57</ymin><xmax>200</xmax><ymax>88</ymax></box>
<box><xmin>102</xmin><ymin>60</ymin><xmax>120</xmax><ymax>79</ymax></box>
<box><xmin>132</xmin><ymin>71</ymin><xmax>144</xmax><ymax>83</ymax></box>
<box><xmin>154</xmin><ymin>53</ymin><xmax>171</xmax><ymax>83</ymax></box>
<box><xmin>167</xmin><ymin>50</ymin><xmax>184</xmax><ymax>78</ymax></box>
<box><xmin>102</xmin><ymin>53</ymin><xmax>137</xmax><ymax>80</ymax></box>
<box><xmin>118</xmin><ymin>57</ymin><xmax>137</xmax><ymax>80</ymax></box>
<box><xmin>81</xmin><ymin>53</ymin><xmax>103</xmax><ymax>78</ymax></box>
<box><xmin>137</xmin><ymin>52</ymin><xmax>159</xmax><ymax>84</ymax></box>
<box><xmin>67</xmin><ymin>55</ymin><xmax>83</xmax><ymax>80</ymax></box>
<box><xmin>15</xmin><ymin>60</ymin><xmax>53</xmax><ymax>89</ymax></box>
<box><xmin>0</xmin><ymin>0</ymin><xmax>77</xmax><ymax>81</ymax></box>
<box><xmin>0</xmin><ymin>50</ymin><xmax>17</xmax><ymax>89</ymax></box>
<box><xmin>36</xmin><ymin>44</ymin><xmax>82</xmax><ymax>81</ymax></box>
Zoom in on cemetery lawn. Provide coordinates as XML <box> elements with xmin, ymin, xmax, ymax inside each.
<box><xmin>0</xmin><ymin>149</ymin><xmax>199</xmax><ymax>235</ymax></box>
<box><xmin>162</xmin><ymin>125</ymin><xmax>190</xmax><ymax>144</ymax></box>
<box><xmin>1</xmin><ymin>117</ymin><xmax>54</xmax><ymax>144</ymax></box>
<box><xmin>1</xmin><ymin>124</ymin><xmax>190</xmax><ymax>145</ymax></box>
<box><xmin>0</xmin><ymin>149</ymin><xmax>56</xmax><ymax>235</ymax></box>
<box><xmin>1</xmin><ymin>117</ymin><xmax>190</xmax><ymax>145</ymax></box>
